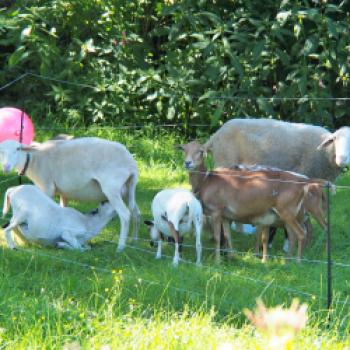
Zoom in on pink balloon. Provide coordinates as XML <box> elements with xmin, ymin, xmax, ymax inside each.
<box><xmin>0</xmin><ymin>107</ymin><xmax>35</xmax><ymax>144</ymax></box>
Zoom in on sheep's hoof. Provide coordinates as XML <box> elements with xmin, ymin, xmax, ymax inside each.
<box><xmin>155</xmin><ymin>255</ymin><xmax>161</xmax><ymax>260</ymax></box>
<box><xmin>196</xmin><ymin>262</ymin><xmax>202</xmax><ymax>267</ymax></box>
<box><xmin>172</xmin><ymin>261</ymin><xmax>179</xmax><ymax>267</ymax></box>
<box><xmin>226</xmin><ymin>252</ymin><xmax>234</xmax><ymax>260</ymax></box>
<box><xmin>116</xmin><ymin>245</ymin><xmax>125</xmax><ymax>253</ymax></box>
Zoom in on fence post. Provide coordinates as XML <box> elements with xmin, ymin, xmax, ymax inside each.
<box><xmin>326</xmin><ymin>182</ymin><xmax>332</xmax><ymax>313</ymax></box>
<box><xmin>18</xmin><ymin>108</ymin><xmax>24</xmax><ymax>185</ymax></box>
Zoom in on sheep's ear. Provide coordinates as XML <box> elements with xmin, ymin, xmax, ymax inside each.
<box><xmin>144</xmin><ymin>220</ymin><xmax>154</xmax><ymax>227</ymax></box>
<box><xmin>199</xmin><ymin>146</ymin><xmax>208</xmax><ymax>158</ymax></box>
<box><xmin>16</xmin><ymin>145</ymin><xmax>38</xmax><ymax>152</ymax></box>
<box><xmin>317</xmin><ymin>135</ymin><xmax>335</xmax><ymax>150</ymax></box>
<box><xmin>174</xmin><ymin>144</ymin><xmax>185</xmax><ymax>151</ymax></box>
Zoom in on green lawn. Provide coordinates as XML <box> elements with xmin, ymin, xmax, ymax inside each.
<box><xmin>0</xmin><ymin>128</ymin><xmax>349</xmax><ymax>349</ymax></box>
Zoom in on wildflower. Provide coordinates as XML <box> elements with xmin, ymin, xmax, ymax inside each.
<box><xmin>244</xmin><ymin>299</ymin><xmax>308</xmax><ymax>350</ymax></box>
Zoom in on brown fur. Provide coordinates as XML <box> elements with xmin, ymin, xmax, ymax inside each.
<box><xmin>179</xmin><ymin>141</ymin><xmax>329</xmax><ymax>263</ymax></box>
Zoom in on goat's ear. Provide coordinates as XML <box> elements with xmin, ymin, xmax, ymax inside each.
<box><xmin>317</xmin><ymin>135</ymin><xmax>335</xmax><ymax>150</ymax></box>
<box><xmin>144</xmin><ymin>220</ymin><xmax>154</xmax><ymax>227</ymax></box>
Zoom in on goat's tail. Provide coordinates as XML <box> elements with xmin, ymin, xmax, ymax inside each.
<box><xmin>308</xmin><ymin>179</ymin><xmax>336</xmax><ymax>194</ymax></box>
<box><xmin>2</xmin><ymin>187</ymin><xmax>14</xmax><ymax>217</ymax></box>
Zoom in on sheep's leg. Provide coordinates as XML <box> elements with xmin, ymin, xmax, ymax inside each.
<box><xmin>60</xmin><ymin>196</ymin><xmax>68</xmax><ymax>207</ymax></box>
<box><xmin>260</xmin><ymin>226</ymin><xmax>269</xmax><ymax>263</ymax></box>
<box><xmin>166</xmin><ymin>221</ymin><xmax>181</xmax><ymax>266</ymax></box>
<box><xmin>304</xmin><ymin>217</ymin><xmax>313</xmax><ymax>248</ymax></box>
<box><xmin>3</xmin><ymin>219</ymin><xmax>19</xmax><ymax>249</ymax></box>
<box><xmin>211</xmin><ymin>213</ymin><xmax>222</xmax><ymax>263</ymax></box>
<box><xmin>59</xmin><ymin>232</ymin><xmax>84</xmax><ymax>251</ymax></box>
<box><xmin>278</xmin><ymin>207</ymin><xmax>306</xmax><ymax>262</ymax></box>
<box><xmin>222</xmin><ymin>220</ymin><xmax>233</xmax><ymax>259</ymax></box>
<box><xmin>255</xmin><ymin>226</ymin><xmax>262</xmax><ymax>256</ymax></box>
<box><xmin>101</xmin><ymin>184</ymin><xmax>131</xmax><ymax>252</ymax></box>
<box><xmin>131</xmin><ymin>203</ymin><xmax>141</xmax><ymax>241</ymax></box>
<box><xmin>285</xmin><ymin>226</ymin><xmax>296</xmax><ymax>262</ymax></box>
<box><xmin>194</xmin><ymin>214</ymin><xmax>202</xmax><ymax>266</ymax></box>
<box><xmin>156</xmin><ymin>239</ymin><xmax>162</xmax><ymax>260</ymax></box>
<box><xmin>126</xmin><ymin>173</ymin><xmax>140</xmax><ymax>241</ymax></box>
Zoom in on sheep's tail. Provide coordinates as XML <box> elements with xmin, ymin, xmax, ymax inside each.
<box><xmin>2</xmin><ymin>187</ymin><xmax>14</xmax><ymax>217</ymax></box>
<box><xmin>126</xmin><ymin>171</ymin><xmax>138</xmax><ymax>211</ymax></box>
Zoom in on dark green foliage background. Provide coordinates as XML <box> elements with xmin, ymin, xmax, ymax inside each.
<box><xmin>1</xmin><ymin>0</ymin><xmax>350</xmax><ymax>131</ymax></box>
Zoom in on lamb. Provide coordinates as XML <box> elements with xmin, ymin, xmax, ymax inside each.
<box><xmin>144</xmin><ymin>188</ymin><xmax>203</xmax><ymax>266</ymax></box>
<box><xmin>0</xmin><ymin>137</ymin><xmax>140</xmax><ymax>252</ymax></box>
<box><xmin>179</xmin><ymin>141</ymin><xmax>329</xmax><ymax>263</ymax></box>
<box><xmin>2</xmin><ymin>184</ymin><xmax>116</xmax><ymax>250</ymax></box>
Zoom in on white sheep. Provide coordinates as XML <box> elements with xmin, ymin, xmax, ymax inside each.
<box><xmin>0</xmin><ymin>137</ymin><xmax>140</xmax><ymax>252</ymax></box>
<box><xmin>2</xmin><ymin>184</ymin><xmax>116</xmax><ymax>250</ymax></box>
<box><xmin>204</xmin><ymin>118</ymin><xmax>350</xmax><ymax>181</ymax></box>
<box><xmin>144</xmin><ymin>189</ymin><xmax>203</xmax><ymax>266</ymax></box>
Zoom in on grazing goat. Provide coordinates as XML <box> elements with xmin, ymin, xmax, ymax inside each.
<box><xmin>2</xmin><ymin>185</ymin><xmax>116</xmax><ymax>250</ymax></box>
<box><xmin>144</xmin><ymin>189</ymin><xmax>203</xmax><ymax>266</ymax></box>
<box><xmin>0</xmin><ymin>137</ymin><xmax>140</xmax><ymax>252</ymax></box>
<box><xmin>179</xmin><ymin>141</ymin><xmax>330</xmax><ymax>263</ymax></box>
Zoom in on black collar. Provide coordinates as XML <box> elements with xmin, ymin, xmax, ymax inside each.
<box><xmin>19</xmin><ymin>153</ymin><xmax>30</xmax><ymax>176</ymax></box>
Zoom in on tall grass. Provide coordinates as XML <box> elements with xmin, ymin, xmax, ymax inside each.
<box><xmin>0</xmin><ymin>128</ymin><xmax>349</xmax><ymax>349</ymax></box>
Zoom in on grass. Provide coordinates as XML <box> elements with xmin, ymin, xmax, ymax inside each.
<box><xmin>0</xmin><ymin>127</ymin><xmax>349</xmax><ymax>349</ymax></box>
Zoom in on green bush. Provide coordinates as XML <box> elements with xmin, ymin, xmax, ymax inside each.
<box><xmin>1</xmin><ymin>0</ymin><xmax>350</xmax><ymax>131</ymax></box>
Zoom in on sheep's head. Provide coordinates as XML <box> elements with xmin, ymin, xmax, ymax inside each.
<box><xmin>175</xmin><ymin>141</ymin><xmax>206</xmax><ymax>170</ymax></box>
<box><xmin>144</xmin><ymin>220</ymin><xmax>158</xmax><ymax>247</ymax></box>
<box><xmin>0</xmin><ymin>140</ymin><xmax>24</xmax><ymax>173</ymax></box>
<box><xmin>88</xmin><ymin>201</ymin><xmax>116</xmax><ymax>219</ymax></box>
<box><xmin>144</xmin><ymin>220</ymin><xmax>180</xmax><ymax>247</ymax></box>
<box><xmin>317</xmin><ymin>126</ymin><xmax>350</xmax><ymax>168</ymax></box>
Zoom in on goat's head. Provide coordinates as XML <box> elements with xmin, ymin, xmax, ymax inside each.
<box><xmin>317</xmin><ymin>126</ymin><xmax>350</xmax><ymax>168</ymax></box>
<box><xmin>175</xmin><ymin>141</ymin><xmax>206</xmax><ymax>170</ymax></box>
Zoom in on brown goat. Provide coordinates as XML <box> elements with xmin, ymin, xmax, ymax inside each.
<box><xmin>233</xmin><ymin>164</ymin><xmax>328</xmax><ymax>250</ymax></box>
<box><xmin>178</xmin><ymin>141</ymin><xmax>329</xmax><ymax>263</ymax></box>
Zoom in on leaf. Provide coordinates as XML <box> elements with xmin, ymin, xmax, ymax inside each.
<box><xmin>230</xmin><ymin>55</ymin><xmax>244</xmax><ymax>77</ymax></box>
<box><xmin>167</xmin><ymin>106</ymin><xmax>176</xmax><ymax>120</ymax></box>
<box><xmin>8</xmin><ymin>46</ymin><xmax>29</xmax><ymax>66</ymax></box>
<box><xmin>211</xmin><ymin>101</ymin><xmax>225</xmax><ymax>127</ymax></box>
<box><xmin>275</xmin><ymin>48</ymin><xmax>290</xmax><ymax>65</ymax></box>
<box><xmin>252</xmin><ymin>40</ymin><xmax>265</xmax><ymax>58</ymax></box>
<box><xmin>327</xmin><ymin>18</ymin><xmax>339</xmax><ymax>39</ymax></box>
<box><xmin>198</xmin><ymin>90</ymin><xmax>217</xmax><ymax>102</ymax></box>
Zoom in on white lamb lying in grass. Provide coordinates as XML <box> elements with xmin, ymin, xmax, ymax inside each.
<box><xmin>2</xmin><ymin>185</ymin><xmax>116</xmax><ymax>250</ymax></box>
<box><xmin>144</xmin><ymin>189</ymin><xmax>203</xmax><ymax>266</ymax></box>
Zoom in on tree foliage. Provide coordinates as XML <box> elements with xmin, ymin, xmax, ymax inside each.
<box><xmin>1</xmin><ymin>0</ymin><xmax>350</xmax><ymax>130</ymax></box>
